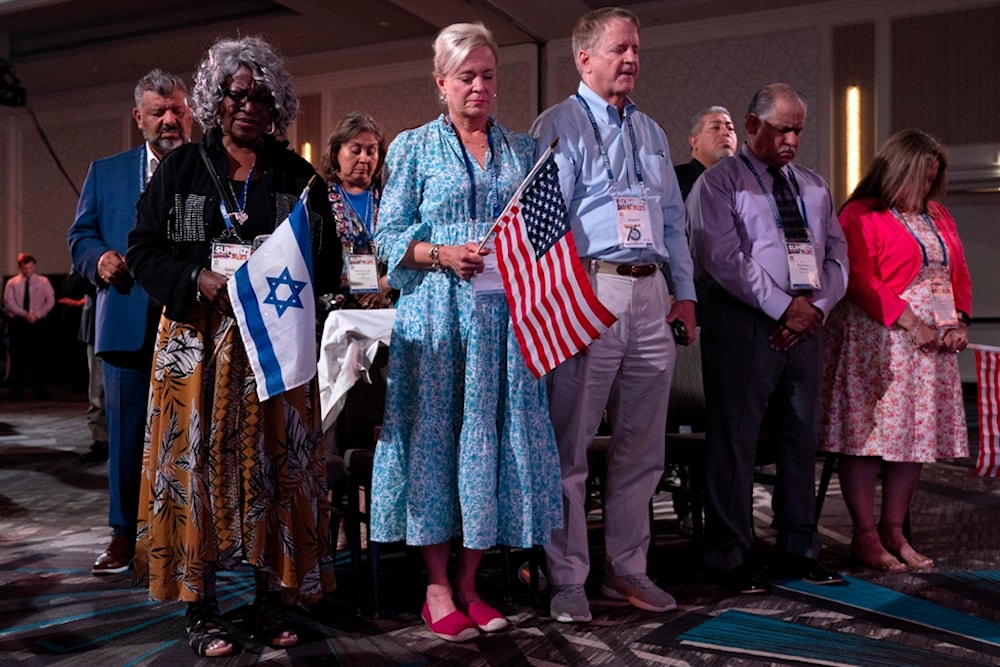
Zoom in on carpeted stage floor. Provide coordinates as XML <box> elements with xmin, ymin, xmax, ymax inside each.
<box><xmin>3</xmin><ymin>389</ymin><xmax>1000</xmax><ymax>666</ymax></box>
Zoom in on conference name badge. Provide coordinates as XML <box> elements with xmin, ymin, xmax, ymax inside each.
<box><xmin>211</xmin><ymin>240</ymin><xmax>251</xmax><ymax>279</ymax></box>
<box><xmin>473</xmin><ymin>239</ymin><xmax>504</xmax><ymax>296</ymax></box>
<box><xmin>930</xmin><ymin>278</ymin><xmax>958</xmax><ymax>327</ymax></box>
<box><xmin>785</xmin><ymin>241</ymin><xmax>821</xmax><ymax>290</ymax></box>
<box><xmin>347</xmin><ymin>253</ymin><xmax>379</xmax><ymax>294</ymax></box>
<box><xmin>615</xmin><ymin>195</ymin><xmax>653</xmax><ymax>249</ymax></box>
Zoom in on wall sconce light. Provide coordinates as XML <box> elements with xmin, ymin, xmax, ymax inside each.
<box><xmin>301</xmin><ymin>141</ymin><xmax>313</xmax><ymax>165</ymax></box>
<box><xmin>845</xmin><ymin>85</ymin><xmax>861</xmax><ymax>199</ymax></box>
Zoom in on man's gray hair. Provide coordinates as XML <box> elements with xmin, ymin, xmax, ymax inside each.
<box><xmin>571</xmin><ymin>6</ymin><xmax>640</xmax><ymax>73</ymax></box>
<box><xmin>689</xmin><ymin>105</ymin><xmax>731</xmax><ymax>136</ymax></box>
<box><xmin>133</xmin><ymin>69</ymin><xmax>187</xmax><ymax>108</ymax></box>
<box><xmin>746</xmin><ymin>83</ymin><xmax>806</xmax><ymax>121</ymax></box>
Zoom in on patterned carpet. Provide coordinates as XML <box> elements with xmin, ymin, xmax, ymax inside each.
<box><xmin>3</xmin><ymin>392</ymin><xmax>1000</xmax><ymax>666</ymax></box>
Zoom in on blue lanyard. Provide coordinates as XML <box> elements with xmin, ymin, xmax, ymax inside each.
<box><xmin>217</xmin><ymin>163</ymin><xmax>256</xmax><ymax>233</ymax></box>
<box><xmin>893</xmin><ymin>208</ymin><xmax>948</xmax><ymax>267</ymax></box>
<box><xmin>337</xmin><ymin>183</ymin><xmax>374</xmax><ymax>250</ymax></box>
<box><xmin>739</xmin><ymin>154</ymin><xmax>810</xmax><ymax>231</ymax></box>
<box><xmin>138</xmin><ymin>144</ymin><xmax>147</xmax><ymax>192</ymax></box>
<box><xmin>449</xmin><ymin>118</ymin><xmax>500</xmax><ymax>222</ymax></box>
<box><xmin>574</xmin><ymin>93</ymin><xmax>644</xmax><ymax>191</ymax></box>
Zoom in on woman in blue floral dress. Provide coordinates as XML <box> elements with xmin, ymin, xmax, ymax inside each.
<box><xmin>370</xmin><ymin>22</ymin><xmax>562</xmax><ymax>642</ymax></box>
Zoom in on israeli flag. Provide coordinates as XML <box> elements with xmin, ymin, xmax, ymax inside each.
<box><xmin>229</xmin><ymin>186</ymin><xmax>316</xmax><ymax>401</ymax></box>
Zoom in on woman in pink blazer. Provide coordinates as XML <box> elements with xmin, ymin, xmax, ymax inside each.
<box><xmin>821</xmin><ymin>129</ymin><xmax>971</xmax><ymax>572</ymax></box>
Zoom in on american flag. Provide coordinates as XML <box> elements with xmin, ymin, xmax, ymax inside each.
<box><xmin>493</xmin><ymin>148</ymin><xmax>617</xmax><ymax>378</ymax></box>
<box><xmin>972</xmin><ymin>344</ymin><xmax>1000</xmax><ymax>476</ymax></box>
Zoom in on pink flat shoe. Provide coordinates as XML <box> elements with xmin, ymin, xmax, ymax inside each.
<box><xmin>421</xmin><ymin>603</ymin><xmax>479</xmax><ymax>642</ymax></box>
<box><xmin>465</xmin><ymin>601</ymin><xmax>509</xmax><ymax>632</ymax></box>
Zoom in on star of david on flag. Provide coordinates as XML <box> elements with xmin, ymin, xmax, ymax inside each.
<box><xmin>263</xmin><ymin>267</ymin><xmax>307</xmax><ymax>317</ymax></box>
<box><xmin>228</xmin><ymin>183</ymin><xmax>317</xmax><ymax>401</ymax></box>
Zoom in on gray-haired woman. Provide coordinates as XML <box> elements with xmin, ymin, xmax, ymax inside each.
<box><xmin>127</xmin><ymin>35</ymin><xmax>341</xmax><ymax>658</ymax></box>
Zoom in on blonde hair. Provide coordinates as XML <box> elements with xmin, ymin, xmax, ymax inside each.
<box><xmin>846</xmin><ymin>129</ymin><xmax>949</xmax><ymax>214</ymax></box>
<box><xmin>433</xmin><ymin>22</ymin><xmax>497</xmax><ymax>79</ymax></box>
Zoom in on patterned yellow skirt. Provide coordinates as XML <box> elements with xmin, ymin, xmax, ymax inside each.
<box><xmin>135</xmin><ymin>308</ymin><xmax>336</xmax><ymax>602</ymax></box>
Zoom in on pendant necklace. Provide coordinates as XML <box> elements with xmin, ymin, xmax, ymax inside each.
<box><xmin>227</xmin><ymin>161</ymin><xmax>256</xmax><ymax>225</ymax></box>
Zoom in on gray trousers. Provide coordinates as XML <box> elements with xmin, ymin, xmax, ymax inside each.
<box><xmin>544</xmin><ymin>271</ymin><xmax>675</xmax><ymax>585</ymax></box>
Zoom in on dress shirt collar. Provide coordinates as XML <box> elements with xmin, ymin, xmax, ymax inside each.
<box><xmin>144</xmin><ymin>143</ymin><xmax>160</xmax><ymax>183</ymax></box>
<box><xmin>576</xmin><ymin>81</ymin><xmax>637</xmax><ymax>127</ymax></box>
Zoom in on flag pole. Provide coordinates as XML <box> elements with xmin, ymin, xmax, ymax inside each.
<box><xmin>476</xmin><ymin>137</ymin><xmax>560</xmax><ymax>253</ymax></box>
<box><xmin>969</xmin><ymin>343</ymin><xmax>1000</xmax><ymax>354</ymax></box>
<box><xmin>301</xmin><ymin>174</ymin><xmax>318</xmax><ymax>201</ymax></box>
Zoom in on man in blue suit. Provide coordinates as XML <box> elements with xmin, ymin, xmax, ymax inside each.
<box><xmin>68</xmin><ymin>70</ymin><xmax>192</xmax><ymax>575</ymax></box>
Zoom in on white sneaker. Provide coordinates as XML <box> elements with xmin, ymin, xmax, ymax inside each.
<box><xmin>600</xmin><ymin>572</ymin><xmax>677</xmax><ymax>612</ymax></box>
<box><xmin>549</xmin><ymin>584</ymin><xmax>591</xmax><ymax>623</ymax></box>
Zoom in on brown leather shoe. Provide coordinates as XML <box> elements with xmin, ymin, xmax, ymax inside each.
<box><xmin>92</xmin><ymin>534</ymin><xmax>134</xmax><ymax>575</ymax></box>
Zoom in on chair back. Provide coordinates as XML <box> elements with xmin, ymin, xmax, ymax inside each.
<box><xmin>666</xmin><ymin>333</ymin><xmax>707</xmax><ymax>433</ymax></box>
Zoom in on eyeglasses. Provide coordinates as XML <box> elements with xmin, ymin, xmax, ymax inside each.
<box><xmin>223</xmin><ymin>88</ymin><xmax>274</xmax><ymax>107</ymax></box>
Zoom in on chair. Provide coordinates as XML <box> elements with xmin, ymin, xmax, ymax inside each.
<box><xmin>337</xmin><ymin>344</ymin><xmax>519</xmax><ymax>615</ymax></box>
<box><xmin>336</xmin><ymin>344</ymin><xmax>392</xmax><ymax>616</ymax></box>
<box><xmin>658</xmin><ymin>335</ymin><xmax>710</xmax><ymax>550</ymax></box>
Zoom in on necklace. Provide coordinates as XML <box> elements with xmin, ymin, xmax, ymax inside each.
<box><xmin>226</xmin><ymin>162</ymin><xmax>256</xmax><ymax>225</ymax></box>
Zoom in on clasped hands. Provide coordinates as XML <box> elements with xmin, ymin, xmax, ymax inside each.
<box><xmin>770</xmin><ymin>295</ymin><xmax>822</xmax><ymax>351</ymax></box>
<box><xmin>898</xmin><ymin>307</ymin><xmax>968</xmax><ymax>354</ymax></box>
<box><xmin>913</xmin><ymin>320</ymin><xmax>968</xmax><ymax>354</ymax></box>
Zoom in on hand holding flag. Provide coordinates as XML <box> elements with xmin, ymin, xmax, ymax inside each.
<box><xmin>228</xmin><ymin>181</ymin><xmax>317</xmax><ymax>401</ymax></box>
<box><xmin>487</xmin><ymin>141</ymin><xmax>617</xmax><ymax>378</ymax></box>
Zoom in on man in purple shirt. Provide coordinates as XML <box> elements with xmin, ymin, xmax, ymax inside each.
<box><xmin>687</xmin><ymin>83</ymin><xmax>849</xmax><ymax>594</ymax></box>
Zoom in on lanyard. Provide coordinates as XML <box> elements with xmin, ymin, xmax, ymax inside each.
<box><xmin>217</xmin><ymin>163</ymin><xmax>256</xmax><ymax>233</ymax></box>
<box><xmin>893</xmin><ymin>208</ymin><xmax>949</xmax><ymax>267</ymax></box>
<box><xmin>449</xmin><ymin>118</ymin><xmax>500</xmax><ymax>222</ymax></box>
<box><xmin>138</xmin><ymin>144</ymin><xmax>147</xmax><ymax>192</ymax></box>
<box><xmin>574</xmin><ymin>93</ymin><xmax>644</xmax><ymax>191</ymax></box>
<box><xmin>337</xmin><ymin>183</ymin><xmax>374</xmax><ymax>250</ymax></box>
<box><xmin>739</xmin><ymin>154</ymin><xmax>810</xmax><ymax>231</ymax></box>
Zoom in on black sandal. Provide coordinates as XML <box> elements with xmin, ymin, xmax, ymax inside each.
<box><xmin>186</xmin><ymin>597</ymin><xmax>234</xmax><ymax>657</ymax></box>
<box><xmin>252</xmin><ymin>593</ymin><xmax>299</xmax><ymax>648</ymax></box>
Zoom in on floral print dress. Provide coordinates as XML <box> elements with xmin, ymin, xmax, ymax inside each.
<box><xmin>821</xmin><ymin>212</ymin><xmax>968</xmax><ymax>462</ymax></box>
<box><xmin>369</xmin><ymin>116</ymin><xmax>563</xmax><ymax>550</ymax></box>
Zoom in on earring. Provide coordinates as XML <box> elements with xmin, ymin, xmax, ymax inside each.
<box><xmin>439</xmin><ymin>92</ymin><xmax>447</xmax><ymax>104</ymax></box>
<box><xmin>266</xmin><ymin>121</ymin><xmax>276</xmax><ymax>134</ymax></box>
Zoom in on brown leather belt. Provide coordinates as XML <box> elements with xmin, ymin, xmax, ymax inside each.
<box><xmin>584</xmin><ymin>258</ymin><xmax>660</xmax><ymax>278</ymax></box>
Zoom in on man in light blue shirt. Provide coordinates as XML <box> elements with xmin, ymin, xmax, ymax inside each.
<box><xmin>688</xmin><ymin>82</ymin><xmax>848</xmax><ymax>594</ymax></box>
<box><xmin>530</xmin><ymin>6</ymin><xmax>696</xmax><ymax>623</ymax></box>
